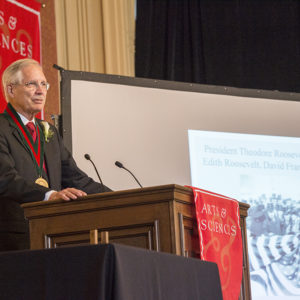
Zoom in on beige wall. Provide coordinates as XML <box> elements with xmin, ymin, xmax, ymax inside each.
<box><xmin>55</xmin><ymin>0</ymin><xmax>135</xmax><ymax>76</ymax></box>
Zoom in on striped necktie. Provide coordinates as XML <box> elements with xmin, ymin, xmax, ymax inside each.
<box><xmin>26</xmin><ymin>121</ymin><xmax>48</xmax><ymax>175</ymax></box>
<box><xmin>26</xmin><ymin>121</ymin><xmax>36</xmax><ymax>142</ymax></box>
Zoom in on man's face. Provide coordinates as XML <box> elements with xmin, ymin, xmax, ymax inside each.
<box><xmin>8</xmin><ymin>64</ymin><xmax>47</xmax><ymax>120</ymax></box>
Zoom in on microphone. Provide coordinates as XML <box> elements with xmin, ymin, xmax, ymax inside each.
<box><xmin>84</xmin><ymin>154</ymin><xmax>103</xmax><ymax>185</ymax></box>
<box><xmin>115</xmin><ymin>161</ymin><xmax>143</xmax><ymax>188</ymax></box>
<box><xmin>53</xmin><ymin>64</ymin><xmax>65</xmax><ymax>71</ymax></box>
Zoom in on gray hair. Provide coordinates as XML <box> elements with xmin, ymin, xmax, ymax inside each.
<box><xmin>1</xmin><ymin>59</ymin><xmax>41</xmax><ymax>102</ymax></box>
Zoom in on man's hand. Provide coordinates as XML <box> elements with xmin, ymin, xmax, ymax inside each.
<box><xmin>48</xmin><ymin>188</ymin><xmax>87</xmax><ymax>201</ymax></box>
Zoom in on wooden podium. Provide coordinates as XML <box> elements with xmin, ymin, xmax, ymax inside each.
<box><xmin>22</xmin><ymin>184</ymin><xmax>251</xmax><ymax>299</ymax></box>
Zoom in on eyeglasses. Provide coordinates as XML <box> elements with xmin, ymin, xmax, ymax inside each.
<box><xmin>12</xmin><ymin>81</ymin><xmax>50</xmax><ymax>91</ymax></box>
<box><xmin>24</xmin><ymin>81</ymin><xmax>50</xmax><ymax>91</ymax></box>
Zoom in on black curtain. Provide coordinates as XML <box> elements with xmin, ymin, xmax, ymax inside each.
<box><xmin>135</xmin><ymin>0</ymin><xmax>300</xmax><ymax>92</ymax></box>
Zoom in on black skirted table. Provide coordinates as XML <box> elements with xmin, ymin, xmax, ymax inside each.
<box><xmin>0</xmin><ymin>243</ymin><xmax>223</xmax><ymax>300</ymax></box>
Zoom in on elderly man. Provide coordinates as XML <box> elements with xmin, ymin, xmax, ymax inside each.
<box><xmin>0</xmin><ymin>59</ymin><xmax>111</xmax><ymax>251</ymax></box>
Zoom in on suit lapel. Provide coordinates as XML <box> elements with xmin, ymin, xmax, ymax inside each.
<box><xmin>9</xmin><ymin>122</ymin><xmax>31</xmax><ymax>153</ymax></box>
<box><xmin>43</xmin><ymin>124</ymin><xmax>60</xmax><ymax>189</ymax></box>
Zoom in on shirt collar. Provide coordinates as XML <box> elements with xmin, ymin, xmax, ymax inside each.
<box><xmin>18</xmin><ymin>112</ymin><xmax>35</xmax><ymax>125</ymax></box>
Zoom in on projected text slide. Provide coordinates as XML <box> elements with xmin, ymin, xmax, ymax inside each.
<box><xmin>188</xmin><ymin>130</ymin><xmax>300</xmax><ymax>299</ymax></box>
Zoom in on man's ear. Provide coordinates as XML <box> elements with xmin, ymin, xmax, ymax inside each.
<box><xmin>6</xmin><ymin>85</ymin><xmax>14</xmax><ymax>98</ymax></box>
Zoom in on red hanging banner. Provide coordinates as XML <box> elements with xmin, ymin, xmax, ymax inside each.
<box><xmin>190</xmin><ymin>186</ymin><xmax>243</xmax><ymax>300</ymax></box>
<box><xmin>0</xmin><ymin>0</ymin><xmax>41</xmax><ymax>113</ymax></box>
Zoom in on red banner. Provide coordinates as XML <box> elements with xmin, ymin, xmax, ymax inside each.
<box><xmin>0</xmin><ymin>0</ymin><xmax>41</xmax><ymax>113</ymax></box>
<box><xmin>190</xmin><ymin>187</ymin><xmax>243</xmax><ymax>300</ymax></box>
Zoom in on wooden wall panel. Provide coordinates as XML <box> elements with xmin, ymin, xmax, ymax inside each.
<box><xmin>37</xmin><ymin>0</ymin><xmax>59</xmax><ymax>123</ymax></box>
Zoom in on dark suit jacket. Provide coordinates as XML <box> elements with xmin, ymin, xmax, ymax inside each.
<box><xmin>0</xmin><ymin>114</ymin><xmax>111</xmax><ymax>250</ymax></box>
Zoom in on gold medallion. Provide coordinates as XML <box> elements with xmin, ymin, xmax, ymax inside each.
<box><xmin>35</xmin><ymin>177</ymin><xmax>49</xmax><ymax>188</ymax></box>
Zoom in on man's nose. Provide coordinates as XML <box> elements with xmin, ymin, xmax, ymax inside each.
<box><xmin>35</xmin><ymin>84</ymin><xmax>45</xmax><ymax>94</ymax></box>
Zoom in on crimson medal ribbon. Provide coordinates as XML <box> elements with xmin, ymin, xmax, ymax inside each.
<box><xmin>4</xmin><ymin>103</ymin><xmax>45</xmax><ymax>177</ymax></box>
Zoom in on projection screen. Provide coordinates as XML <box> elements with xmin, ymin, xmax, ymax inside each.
<box><xmin>60</xmin><ymin>71</ymin><xmax>300</xmax><ymax>299</ymax></box>
<box><xmin>60</xmin><ymin>71</ymin><xmax>300</xmax><ymax>191</ymax></box>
